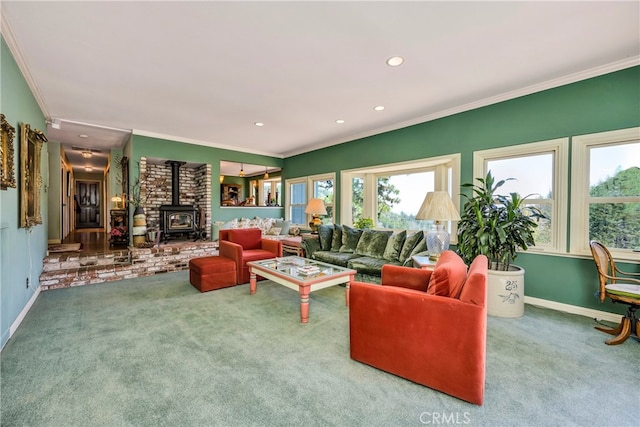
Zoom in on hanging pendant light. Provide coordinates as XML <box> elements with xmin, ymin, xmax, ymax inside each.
<box><xmin>239</xmin><ymin>163</ymin><xmax>245</xmax><ymax>177</ymax></box>
<box><xmin>264</xmin><ymin>166</ymin><xmax>269</xmax><ymax>179</ymax></box>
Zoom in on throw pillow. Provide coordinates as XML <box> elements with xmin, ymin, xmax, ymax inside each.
<box><xmin>401</xmin><ymin>237</ymin><xmax>427</xmax><ymax>266</ymax></box>
<box><xmin>426</xmin><ymin>251</ymin><xmax>468</xmax><ymax>298</ymax></box>
<box><xmin>339</xmin><ymin>225</ymin><xmax>363</xmax><ymax>253</ymax></box>
<box><xmin>383</xmin><ymin>230</ymin><xmax>407</xmax><ymax>261</ymax></box>
<box><xmin>223</xmin><ymin>218</ymin><xmax>239</xmax><ymax>229</ymax></box>
<box><xmin>267</xmin><ymin>227</ymin><xmax>282</xmax><ymax>236</ymax></box>
<box><xmin>317</xmin><ymin>224</ymin><xmax>334</xmax><ymax>251</ymax></box>
<box><xmin>274</xmin><ymin>219</ymin><xmax>291</xmax><ymax>235</ymax></box>
<box><xmin>398</xmin><ymin>231</ymin><xmax>424</xmax><ymax>264</ymax></box>
<box><xmin>289</xmin><ymin>226</ymin><xmax>300</xmax><ymax>236</ymax></box>
<box><xmin>331</xmin><ymin>224</ymin><xmax>343</xmax><ymax>251</ymax></box>
<box><xmin>355</xmin><ymin>229</ymin><xmax>393</xmax><ymax>258</ymax></box>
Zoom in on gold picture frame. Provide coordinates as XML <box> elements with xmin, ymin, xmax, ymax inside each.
<box><xmin>1</xmin><ymin>113</ymin><xmax>17</xmax><ymax>189</ymax></box>
<box><xmin>20</xmin><ymin>122</ymin><xmax>47</xmax><ymax>228</ymax></box>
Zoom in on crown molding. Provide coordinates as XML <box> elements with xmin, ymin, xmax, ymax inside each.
<box><xmin>132</xmin><ymin>129</ymin><xmax>285</xmax><ymax>159</ymax></box>
<box><xmin>283</xmin><ymin>56</ymin><xmax>640</xmax><ymax>157</ymax></box>
<box><xmin>1</xmin><ymin>12</ymin><xmax>50</xmax><ymax>120</ymax></box>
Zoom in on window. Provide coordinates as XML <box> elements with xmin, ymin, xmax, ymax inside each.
<box><xmin>376</xmin><ymin>171</ymin><xmax>435</xmax><ymax>230</ymax></box>
<box><xmin>351</xmin><ymin>177</ymin><xmax>364</xmax><ymax>221</ymax></box>
<box><xmin>261</xmin><ymin>178</ymin><xmax>281</xmax><ymax>206</ymax></box>
<box><xmin>312</xmin><ymin>176</ymin><xmax>334</xmax><ymax>225</ymax></box>
<box><xmin>474</xmin><ymin>138</ymin><xmax>569</xmax><ymax>253</ymax></box>
<box><xmin>287</xmin><ymin>179</ymin><xmax>307</xmax><ymax>225</ymax></box>
<box><xmin>341</xmin><ymin>154</ymin><xmax>460</xmax><ymax>232</ymax></box>
<box><xmin>285</xmin><ymin>173</ymin><xmax>335</xmax><ymax>226</ymax></box>
<box><xmin>571</xmin><ymin>127</ymin><xmax>640</xmax><ymax>259</ymax></box>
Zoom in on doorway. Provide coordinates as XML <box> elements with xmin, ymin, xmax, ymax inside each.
<box><xmin>75</xmin><ymin>180</ymin><xmax>101</xmax><ymax>228</ymax></box>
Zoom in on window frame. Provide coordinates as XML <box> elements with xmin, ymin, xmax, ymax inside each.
<box><xmin>285</xmin><ymin>173</ymin><xmax>336</xmax><ymax>227</ymax></box>
<box><xmin>310</xmin><ymin>173</ymin><xmax>336</xmax><ymax>226</ymax></box>
<box><xmin>570</xmin><ymin>127</ymin><xmax>640</xmax><ymax>260</ymax></box>
<box><xmin>473</xmin><ymin>137</ymin><xmax>569</xmax><ymax>255</ymax></box>
<box><xmin>340</xmin><ymin>154</ymin><xmax>461</xmax><ymax>235</ymax></box>
<box><xmin>258</xmin><ymin>177</ymin><xmax>282</xmax><ymax>206</ymax></box>
<box><xmin>285</xmin><ymin>177</ymin><xmax>307</xmax><ymax>226</ymax></box>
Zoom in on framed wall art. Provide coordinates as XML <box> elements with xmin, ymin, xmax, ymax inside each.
<box><xmin>20</xmin><ymin>122</ymin><xmax>47</xmax><ymax>228</ymax></box>
<box><xmin>1</xmin><ymin>113</ymin><xmax>17</xmax><ymax>190</ymax></box>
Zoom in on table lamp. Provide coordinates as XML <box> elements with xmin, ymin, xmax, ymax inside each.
<box><xmin>305</xmin><ymin>198</ymin><xmax>327</xmax><ymax>234</ymax></box>
<box><xmin>111</xmin><ymin>195</ymin><xmax>123</xmax><ymax>209</ymax></box>
<box><xmin>415</xmin><ymin>191</ymin><xmax>461</xmax><ymax>260</ymax></box>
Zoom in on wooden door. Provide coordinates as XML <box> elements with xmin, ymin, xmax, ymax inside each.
<box><xmin>76</xmin><ymin>181</ymin><xmax>100</xmax><ymax>228</ymax></box>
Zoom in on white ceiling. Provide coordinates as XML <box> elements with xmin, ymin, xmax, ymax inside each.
<box><xmin>2</xmin><ymin>1</ymin><xmax>639</xmax><ymax>173</ymax></box>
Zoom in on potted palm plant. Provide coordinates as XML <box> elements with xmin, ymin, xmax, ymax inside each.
<box><xmin>457</xmin><ymin>171</ymin><xmax>545</xmax><ymax>317</ymax></box>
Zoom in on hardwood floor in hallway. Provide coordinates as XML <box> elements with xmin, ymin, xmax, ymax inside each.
<box><xmin>61</xmin><ymin>228</ymin><xmax>119</xmax><ymax>254</ymax></box>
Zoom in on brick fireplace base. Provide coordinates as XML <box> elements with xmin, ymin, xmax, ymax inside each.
<box><xmin>40</xmin><ymin>241</ymin><xmax>219</xmax><ymax>290</ymax></box>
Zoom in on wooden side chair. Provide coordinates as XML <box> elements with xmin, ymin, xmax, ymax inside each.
<box><xmin>589</xmin><ymin>241</ymin><xmax>640</xmax><ymax>345</ymax></box>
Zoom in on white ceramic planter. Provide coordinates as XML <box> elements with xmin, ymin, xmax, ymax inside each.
<box><xmin>487</xmin><ymin>265</ymin><xmax>525</xmax><ymax>318</ymax></box>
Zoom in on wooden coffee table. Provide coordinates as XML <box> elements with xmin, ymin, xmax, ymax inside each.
<box><xmin>247</xmin><ymin>256</ymin><xmax>356</xmax><ymax>323</ymax></box>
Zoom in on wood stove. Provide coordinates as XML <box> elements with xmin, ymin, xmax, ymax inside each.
<box><xmin>160</xmin><ymin>160</ymin><xmax>197</xmax><ymax>243</ymax></box>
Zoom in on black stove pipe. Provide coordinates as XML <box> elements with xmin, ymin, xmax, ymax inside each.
<box><xmin>165</xmin><ymin>160</ymin><xmax>186</xmax><ymax>206</ymax></box>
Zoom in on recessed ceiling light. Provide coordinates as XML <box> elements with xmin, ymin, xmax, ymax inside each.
<box><xmin>254</xmin><ymin>122</ymin><xmax>264</xmax><ymax>127</ymax></box>
<box><xmin>374</xmin><ymin>106</ymin><xmax>385</xmax><ymax>111</ymax></box>
<box><xmin>85</xmin><ymin>166</ymin><xmax>93</xmax><ymax>172</ymax></box>
<box><xmin>79</xmin><ymin>134</ymin><xmax>89</xmax><ymax>138</ymax></box>
<box><xmin>335</xmin><ymin>119</ymin><xmax>345</xmax><ymax>124</ymax></box>
<box><xmin>386</xmin><ymin>56</ymin><xmax>404</xmax><ymax>67</ymax></box>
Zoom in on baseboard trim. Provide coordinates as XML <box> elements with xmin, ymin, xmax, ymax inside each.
<box><xmin>3</xmin><ymin>286</ymin><xmax>41</xmax><ymax>351</ymax></box>
<box><xmin>525</xmin><ymin>296</ymin><xmax>621</xmax><ymax>323</ymax></box>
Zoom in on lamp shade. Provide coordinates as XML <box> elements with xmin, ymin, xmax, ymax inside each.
<box><xmin>416</xmin><ymin>191</ymin><xmax>460</xmax><ymax>260</ymax></box>
<box><xmin>304</xmin><ymin>198</ymin><xmax>327</xmax><ymax>215</ymax></box>
<box><xmin>415</xmin><ymin>191</ymin><xmax>461</xmax><ymax>221</ymax></box>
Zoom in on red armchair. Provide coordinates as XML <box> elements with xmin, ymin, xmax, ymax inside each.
<box><xmin>349</xmin><ymin>251</ymin><xmax>488</xmax><ymax>405</ymax></box>
<box><xmin>219</xmin><ymin>228</ymin><xmax>282</xmax><ymax>284</ymax></box>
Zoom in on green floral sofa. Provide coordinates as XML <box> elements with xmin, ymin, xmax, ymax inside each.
<box><xmin>301</xmin><ymin>224</ymin><xmax>428</xmax><ymax>283</ymax></box>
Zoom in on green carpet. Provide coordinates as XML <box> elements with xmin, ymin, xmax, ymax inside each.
<box><xmin>1</xmin><ymin>271</ymin><xmax>637</xmax><ymax>426</ymax></box>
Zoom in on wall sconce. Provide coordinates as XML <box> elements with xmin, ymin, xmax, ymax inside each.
<box><xmin>219</xmin><ymin>175</ymin><xmax>224</xmax><ymax>183</ymax></box>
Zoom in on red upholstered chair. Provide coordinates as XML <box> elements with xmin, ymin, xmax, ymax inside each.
<box><xmin>349</xmin><ymin>251</ymin><xmax>488</xmax><ymax>405</ymax></box>
<box><xmin>219</xmin><ymin>228</ymin><xmax>282</xmax><ymax>284</ymax></box>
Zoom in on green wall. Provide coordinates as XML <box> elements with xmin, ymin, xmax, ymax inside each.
<box><xmin>130</xmin><ymin>135</ymin><xmax>284</xmax><ymax>222</ymax></box>
<box><xmin>284</xmin><ymin>66</ymin><xmax>640</xmax><ymax>315</ymax></box>
<box><xmin>46</xmin><ymin>141</ymin><xmax>62</xmax><ymax>243</ymax></box>
<box><xmin>1</xmin><ymin>36</ymin><xmax>48</xmax><ymax>348</ymax></box>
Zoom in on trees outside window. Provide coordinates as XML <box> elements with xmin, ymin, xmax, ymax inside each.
<box><xmin>474</xmin><ymin>138</ymin><xmax>568</xmax><ymax>254</ymax></box>
<box><xmin>313</xmin><ymin>178</ymin><xmax>334</xmax><ymax>225</ymax></box>
<box><xmin>285</xmin><ymin>174</ymin><xmax>335</xmax><ymax>226</ymax></box>
<box><xmin>571</xmin><ymin>128</ymin><xmax>640</xmax><ymax>259</ymax></box>
<box><xmin>341</xmin><ymin>154</ymin><xmax>460</xmax><ymax>231</ymax></box>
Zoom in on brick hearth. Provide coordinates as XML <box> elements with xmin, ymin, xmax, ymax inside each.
<box><xmin>40</xmin><ymin>241</ymin><xmax>219</xmax><ymax>290</ymax></box>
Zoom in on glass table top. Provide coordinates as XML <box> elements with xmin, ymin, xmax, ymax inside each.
<box><xmin>249</xmin><ymin>256</ymin><xmax>355</xmax><ymax>281</ymax></box>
